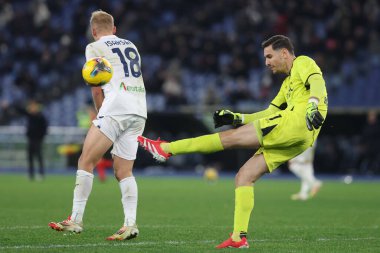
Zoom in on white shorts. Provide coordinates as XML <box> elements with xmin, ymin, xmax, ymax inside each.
<box><xmin>92</xmin><ymin>115</ymin><xmax>146</xmax><ymax>160</ymax></box>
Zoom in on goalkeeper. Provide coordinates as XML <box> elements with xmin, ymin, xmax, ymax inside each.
<box><xmin>138</xmin><ymin>35</ymin><xmax>328</xmax><ymax>249</ymax></box>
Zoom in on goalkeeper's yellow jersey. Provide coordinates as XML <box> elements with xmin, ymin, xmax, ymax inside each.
<box><xmin>270</xmin><ymin>55</ymin><xmax>328</xmax><ymax>112</ymax></box>
<box><xmin>253</xmin><ymin>55</ymin><xmax>328</xmax><ymax>171</ymax></box>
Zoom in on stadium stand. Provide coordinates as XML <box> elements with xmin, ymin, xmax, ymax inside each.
<box><xmin>0</xmin><ymin>0</ymin><xmax>379</xmax><ymax>174</ymax></box>
<box><xmin>0</xmin><ymin>0</ymin><xmax>379</xmax><ymax>126</ymax></box>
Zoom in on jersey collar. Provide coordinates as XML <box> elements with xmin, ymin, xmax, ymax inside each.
<box><xmin>98</xmin><ymin>35</ymin><xmax>117</xmax><ymax>40</ymax></box>
<box><xmin>288</xmin><ymin>56</ymin><xmax>298</xmax><ymax>76</ymax></box>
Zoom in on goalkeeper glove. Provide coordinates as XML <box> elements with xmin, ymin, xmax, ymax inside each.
<box><xmin>213</xmin><ymin>109</ymin><xmax>242</xmax><ymax>128</ymax></box>
<box><xmin>306</xmin><ymin>102</ymin><xmax>324</xmax><ymax>131</ymax></box>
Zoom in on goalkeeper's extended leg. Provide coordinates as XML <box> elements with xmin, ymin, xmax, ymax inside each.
<box><xmin>138</xmin><ymin>133</ymin><xmax>223</xmax><ymax>162</ymax></box>
<box><xmin>137</xmin><ymin>137</ymin><xmax>172</xmax><ymax>162</ymax></box>
<box><xmin>138</xmin><ymin>123</ymin><xmax>260</xmax><ymax>162</ymax></box>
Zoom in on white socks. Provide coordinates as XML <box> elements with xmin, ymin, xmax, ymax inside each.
<box><xmin>289</xmin><ymin>162</ymin><xmax>317</xmax><ymax>198</ymax></box>
<box><xmin>119</xmin><ymin>176</ymin><xmax>138</xmax><ymax>226</ymax></box>
<box><xmin>71</xmin><ymin>170</ymin><xmax>94</xmax><ymax>224</ymax></box>
<box><xmin>70</xmin><ymin>171</ymin><xmax>137</xmax><ymax>226</ymax></box>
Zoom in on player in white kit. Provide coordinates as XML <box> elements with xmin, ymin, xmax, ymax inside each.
<box><xmin>49</xmin><ymin>10</ymin><xmax>147</xmax><ymax>240</ymax></box>
<box><xmin>288</xmin><ymin>143</ymin><xmax>322</xmax><ymax>200</ymax></box>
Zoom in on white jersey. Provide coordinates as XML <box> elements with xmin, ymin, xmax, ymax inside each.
<box><xmin>85</xmin><ymin>35</ymin><xmax>147</xmax><ymax>118</ymax></box>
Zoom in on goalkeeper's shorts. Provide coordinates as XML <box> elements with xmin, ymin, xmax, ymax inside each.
<box><xmin>253</xmin><ymin>107</ymin><xmax>326</xmax><ymax>172</ymax></box>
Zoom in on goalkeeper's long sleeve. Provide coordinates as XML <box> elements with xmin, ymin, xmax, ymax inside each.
<box><xmin>241</xmin><ymin>104</ymin><xmax>281</xmax><ymax>124</ymax></box>
<box><xmin>308</xmin><ymin>74</ymin><xmax>326</xmax><ymax>103</ymax></box>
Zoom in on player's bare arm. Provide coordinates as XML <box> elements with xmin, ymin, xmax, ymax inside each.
<box><xmin>91</xmin><ymin>86</ymin><xmax>104</xmax><ymax>112</ymax></box>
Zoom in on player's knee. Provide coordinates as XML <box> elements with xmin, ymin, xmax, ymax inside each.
<box><xmin>113</xmin><ymin>170</ymin><xmax>122</xmax><ymax>181</ymax></box>
<box><xmin>113</xmin><ymin>168</ymin><xmax>122</xmax><ymax>181</ymax></box>
<box><xmin>78</xmin><ymin>153</ymin><xmax>97</xmax><ymax>171</ymax></box>
<box><xmin>221</xmin><ymin>129</ymin><xmax>244</xmax><ymax>148</ymax></box>
<box><xmin>235</xmin><ymin>171</ymin><xmax>253</xmax><ymax>186</ymax></box>
<box><xmin>113</xmin><ymin>167</ymin><xmax>133</xmax><ymax>181</ymax></box>
<box><xmin>235</xmin><ymin>168</ymin><xmax>265</xmax><ymax>186</ymax></box>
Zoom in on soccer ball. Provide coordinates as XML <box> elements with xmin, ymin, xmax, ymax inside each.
<box><xmin>203</xmin><ymin>167</ymin><xmax>219</xmax><ymax>182</ymax></box>
<box><xmin>82</xmin><ymin>57</ymin><xmax>113</xmax><ymax>86</ymax></box>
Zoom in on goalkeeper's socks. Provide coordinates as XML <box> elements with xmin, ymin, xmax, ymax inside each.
<box><xmin>71</xmin><ymin>169</ymin><xmax>94</xmax><ymax>223</ymax></box>
<box><xmin>167</xmin><ymin>133</ymin><xmax>223</xmax><ymax>155</ymax></box>
<box><xmin>161</xmin><ymin>143</ymin><xmax>171</xmax><ymax>154</ymax></box>
<box><xmin>233</xmin><ymin>186</ymin><xmax>254</xmax><ymax>242</ymax></box>
<box><xmin>119</xmin><ymin>176</ymin><xmax>138</xmax><ymax>226</ymax></box>
<box><xmin>231</xmin><ymin>232</ymin><xmax>247</xmax><ymax>242</ymax></box>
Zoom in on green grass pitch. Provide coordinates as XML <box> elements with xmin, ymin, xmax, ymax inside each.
<box><xmin>0</xmin><ymin>174</ymin><xmax>379</xmax><ymax>252</ymax></box>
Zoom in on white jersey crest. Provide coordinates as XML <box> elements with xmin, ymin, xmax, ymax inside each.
<box><xmin>85</xmin><ymin>35</ymin><xmax>147</xmax><ymax>118</ymax></box>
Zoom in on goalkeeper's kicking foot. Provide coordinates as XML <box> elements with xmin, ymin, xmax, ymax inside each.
<box><xmin>137</xmin><ymin>136</ymin><xmax>171</xmax><ymax>162</ymax></box>
<box><xmin>48</xmin><ymin>216</ymin><xmax>83</xmax><ymax>233</ymax></box>
<box><xmin>106</xmin><ymin>225</ymin><xmax>139</xmax><ymax>241</ymax></box>
<box><xmin>216</xmin><ymin>235</ymin><xmax>249</xmax><ymax>249</ymax></box>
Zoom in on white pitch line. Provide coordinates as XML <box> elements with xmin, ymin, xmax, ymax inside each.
<box><xmin>0</xmin><ymin>237</ymin><xmax>378</xmax><ymax>250</ymax></box>
<box><xmin>316</xmin><ymin>237</ymin><xmax>379</xmax><ymax>241</ymax></box>
<box><xmin>2</xmin><ymin>224</ymin><xmax>379</xmax><ymax>231</ymax></box>
<box><xmin>255</xmin><ymin>237</ymin><xmax>379</xmax><ymax>242</ymax></box>
<box><xmin>0</xmin><ymin>240</ymin><xmax>214</xmax><ymax>250</ymax></box>
<box><xmin>0</xmin><ymin>225</ymin><xmax>46</xmax><ymax>230</ymax></box>
<box><xmin>0</xmin><ymin>224</ymin><xmax>226</xmax><ymax>230</ymax></box>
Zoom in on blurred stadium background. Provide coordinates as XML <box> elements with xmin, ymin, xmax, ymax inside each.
<box><xmin>1</xmin><ymin>1</ymin><xmax>380</xmax><ymax>252</ymax></box>
<box><xmin>0</xmin><ymin>0</ymin><xmax>379</xmax><ymax>176</ymax></box>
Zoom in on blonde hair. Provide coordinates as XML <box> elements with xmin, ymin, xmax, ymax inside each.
<box><xmin>90</xmin><ymin>10</ymin><xmax>114</xmax><ymax>32</ymax></box>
